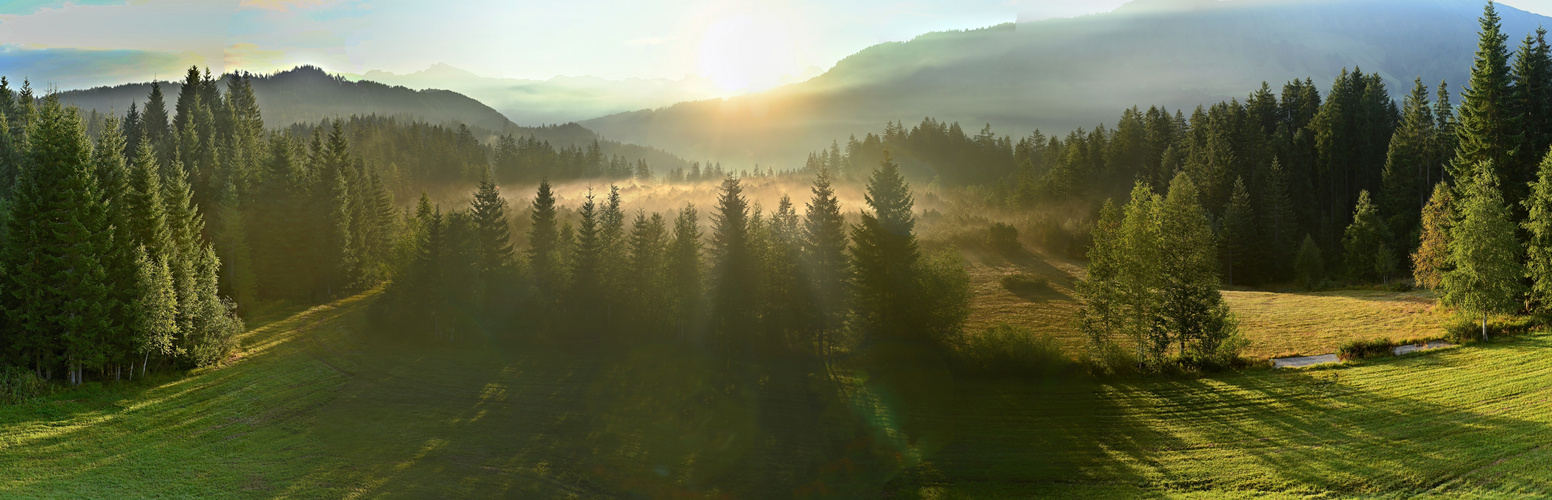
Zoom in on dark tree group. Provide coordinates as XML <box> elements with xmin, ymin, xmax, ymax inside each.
<box><xmin>374</xmin><ymin>154</ymin><xmax>971</xmax><ymax>372</ymax></box>
<box><xmin>0</xmin><ymin>87</ymin><xmax>241</xmax><ymax>383</ymax></box>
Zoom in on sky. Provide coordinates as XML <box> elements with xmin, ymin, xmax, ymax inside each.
<box><xmin>3</xmin><ymin>0</ymin><xmax>1552</xmax><ymax>93</ymax></box>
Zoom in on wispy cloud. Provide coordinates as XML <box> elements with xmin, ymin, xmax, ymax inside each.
<box><xmin>236</xmin><ymin>0</ymin><xmax>346</xmax><ymax>12</ymax></box>
<box><xmin>0</xmin><ymin>44</ymin><xmax>203</xmax><ymax>89</ymax></box>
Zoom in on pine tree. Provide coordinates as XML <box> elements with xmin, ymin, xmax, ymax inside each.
<box><xmin>214</xmin><ymin>181</ymin><xmax>258</xmax><ymax>310</ymax></box>
<box><xmin>92</xmin><ymin>117</ymin><xmax>144</xmax><ymax>372</ymax></box>
<box><xmin>126</xmin><ymin>143</ymin><xmax>173</xmax><ymax>261</ymax></box>
<box><xmin>850</xmin><ymin>150</ymin><xmax>927</xmax><ymax>345</ymax></box>
<box><xmin>142</xmin><ymin>82</ymin><xmax>171</xmax><ymax>165</ymax></box>
<box><xmin>1414</xmin><ymin>182</ymin><xmax>1455</xmax><ymax>291</ymax></box>
<box><xmin>251</xmin><ymin>135</ymin><xmax>309</xmax><ymax>300</ymax></box>
<box><xmin>569</xmin><ymin>190</ymin><xmax>604</xmax><ymax>332</ymax></box>
<box><xmin>668</xmin><ymin>205</ymin><xmax>703</xmax><ymax>341</ymax></box>
<box><xmin>626</xmin><ymin>211</ymin><xmax>669</xmax><ymax>338</ymax></box>
<box><xmin>528</xmin><ymin>180</ymin><xmax>560</xmax><ymax>300</ymax></box>
<box><xmin>599</xmin><ymin>185</ymin><xmax>627</xmax><ymax>326</ymax></box>
<box><xmin>1524</xmin><ymin>150</ymin><xmax>1552</xmax><ymax>313</ymax></box>
<box><xmin>802</xmin><ymin>168</ymin><xmax>849</xmax><ymax>358</ymax></box>
<box><xmin>1380</xmin><ymin>78</ymin><xmax>1437</xmax><ymax>243</ymax></box>
<box><xmin>1342</xmin><ymin>191</ymin><xmax>1396</xmax><ymax>283</ymax></box>
<box><xmin>1512</xmin><ymin>28</ymin><xmax>1552</xmax><ymax>178</ymax></box>
<box><xmin>1294</xmin><ymin>234</ymin><xmax>1325</xmax><ymax>290</ymax></box>
<box><xmin>468</xmin><ymin>170</ymin><xmax>518</xmax><ymax>301</ymax></box>
<box><xmin>1442</xmin><ymin>162</ymin><xmax>1524</xmax><ymax>340</ymax></box>
<box><xmin>318</xmin><ymin>121</ymin><xmax>356</xmax><ymax>296</ymax></box>
<box><xmin>1219</xmin><ymin>177</ymin><xmax>1256</xmax><ymax>285</ymax></box>
<box><xmin>709</xmin><ymin>177</ymin><xmax>758</xmax><ymax>358</ymax></box>
<box><xmin>1259</xmin><ymin>158</ymin><xmax>1298</xmax><ymax>281</ymax></box>
<box><xmin>1</xmin><ymin>94</ymin><xmax>113</xmax><ymax>383</ymax></box>
<box><xmin>1451</xmin><ymin>2</ymin><xmax>1523</xmax><ymax>189</ymax></box>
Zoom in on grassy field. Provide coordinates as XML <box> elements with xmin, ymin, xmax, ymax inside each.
<box><xmin>961</xmin><ymin>247</ymin><xmax>1452</xmax><ymax>360</ymax></box>
<box><xmin>2</xmin><ymin>287</ymin><xmax>1551</xmax><ymax>497</ymax></box>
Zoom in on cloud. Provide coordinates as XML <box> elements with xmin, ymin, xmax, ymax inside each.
<box><xmin>0</xmin><ymin>0</ymin><xmax>237</xmax><ymax>64</ymax></box>
<box><xmin>237</xmin><ymin>0</ymin><xmax>347</xmax><ymax>12</ymax></box>
<box><xmin>0</xmin><ymin>44</ymin><xmax>204</xmax><ymax>90</ymax></box>
<box><xmin>223</xmin><ymin>42</ymin><xmax>290</xmax><ymax>73</ymax></box>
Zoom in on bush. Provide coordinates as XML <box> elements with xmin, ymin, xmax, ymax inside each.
<box><xmin>0</xmin><ymin>366</ymin><xmax>47</xmax><ymax>404</ymax></box>
<box><xmin>1000</xmin><ymin>273</ymin><xmax>1050</xmax><ymax>295</ymax></box>
<box><xmin>1028</xmin><ymin>216</ymin><xmax>1093</xmax><ymax>259</ymax></box>
<box><xmin>987</xmin><ymin>222</ymin><xmax>1021</xmax><ymax>254</ymax></box>
<box><xmin>1446</xmin><ymin>314</ymin><xmax>1537</xmax><ymax>343</ymax></box>
<box><xmin>954</xmin><ymin>324</ymin><xmax>1070</xmax><ymax>378</ymax></box>
<box><xmin>1338</xmin><ymin>338</ymin><xmax>1396</xmax><ymax>360</ymax></box>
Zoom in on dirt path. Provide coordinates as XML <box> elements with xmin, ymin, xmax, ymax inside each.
<box><xmin>1271</xmin><ymin>341</ymin><xmax>1456</xmax><ymax>369</ymax></box>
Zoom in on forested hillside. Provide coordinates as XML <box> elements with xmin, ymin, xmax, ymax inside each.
<box><xmin>582</xmin><ymin>0</ymin><xmax>1552</xmax><ymax>171</ymax></box>
<box><xmin>53</xmin><ymin>66</ymin><xmax>691</xmax><ymax>175</ymax></box>
<box><xmin>0</xmin><ymin>60</ymin><xmax>698</xmax><ymax>386</ymax></box>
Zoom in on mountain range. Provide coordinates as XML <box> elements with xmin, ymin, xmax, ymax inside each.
<box><xmin>360</xmin><ymin>64</ymin><xmax>724</xmax><ymax>126</ymax></box>
<box><xmin>580</xmin><ymin>0</ymin><xmax>1552</xmax><ymax>170</ymax></box>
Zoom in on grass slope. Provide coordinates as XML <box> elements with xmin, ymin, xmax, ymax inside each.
<box><xmin>962</xmin><ymin>248</ymin><xmax>1449</xmax><ymax>359</ymax></box>
<box><xmin>2</xmin><ymin>288</ymin><xmax>1548</xmax><ymax>497</ymax></box>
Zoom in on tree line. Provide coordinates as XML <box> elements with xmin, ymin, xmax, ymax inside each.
<box><xmin>0</xmin><ymin>62</ymin><xmax>700</xmax><ymax>385</ymax></box>
<box><xmin>372</xmin><ymin>152</ymin><xmax>971</xmax><ymax>374</ymax></box>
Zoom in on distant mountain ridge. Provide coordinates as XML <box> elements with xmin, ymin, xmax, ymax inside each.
<box><xmin>361</xmin><ymin>64</ymin><xmax>724</xmax><ymax>127</ymax></box>
<box><xmin>55</xmin><ymin>65</ymin><xmax>692</xmax><ymax>171</ymax></box>
<box><xmin>59</xmin><ymin>66</ymin><xmax>519</xmax><ymax>133</ymax></box>
<box><xmin>580</xmin><ymin>0</ymin><xmax>1552</xmax><ymax>172</ymax></box>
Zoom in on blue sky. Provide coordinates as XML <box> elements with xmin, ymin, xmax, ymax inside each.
<box><xmin>4</xmin><ymin>0</ymin><xmax>1552</xmax><ymax>92</ymax></box>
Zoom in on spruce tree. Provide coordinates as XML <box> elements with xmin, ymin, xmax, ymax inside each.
<box><xmin>1380</xmin><ymin>78</ymin><xmax>1437</xmax><ymax>242</ymax></box>
<box><xmin>1342</xmin><ymin>190</ymin><xmax>1396</xmax><ymax>283</ymax></box>
<box><xmin>319</xmin><ymin>122</ymin><xmax>356</xmax><ymax>295</ymax></box>
<box><xmin>668</xmin><ymin>205</ymin><xmax>703</xmax><ymax>341</ymax></box>
<box><xmin>214</xmin><ymin>181</ymin><xmax>258</xmax><ymax>310</ymax></box>
<box><xmin>850</xmin><ymin>150</ymin><xmax>926</xmax><ymax>345</ymax></box>
<box><xmin>1524</xmin><ymin>150</ymin><xmax>1552</xmax><ymax>312</ymax></box>
<box><xmin>528</xmin><ymin>180</ymin><xmax>560</xmax><ymax>300</ymax></box>
<box><xmin>1451</xmin><ymin>2</ymin><xmax>1523</xmax><ymax>189</ymax></box>
<box><xmin>470</xmin><ymin>171</ymin><xmax>515</xmax><ymax>274</ymax></box>
<box><xmin>627</xmin><ymin>211</ymin><xmax>669</xmax><ymax>338</ymax></box>
<box><xmin>1259</xmin><ymin>158</ymin><xmax>1298</xmax><ymax>281</ymax></box>
<box><xmin>92</xmin><ymin>117</ymin><xmax>144</xmax><ymax>370</ymax></box>
<box><xmin>802</xmin><ymin>168</ymin><xmax>849</xmax><ymax>357</ymax></box>
<box><xmin>142</xmin><ymin>82</ymin><xmax>171</xmax><ymax>165</ymax></box>
<box><xmin>599</xmin><ymin>185</ymin><xmax>627</xmax><ymax>326</ymax></box>
<box><xmin>1512</xmin><ymin>28</ymin><xmax>1552</xmax><ymax>177</ymax></box>
<box><xmin>1442</xmin><ymin>162</ymin><xmax>1524</xmax><ymax>340</ymax></box>
<box><xmin>1</xmin><ymin>95</ymin><xmax>113</xmax><ymax>383</ymax></box>
<box><xmin>1219</xmin><ymin>177</ymin><xmax>1256</xmax><ymax>285</ymax></box>
<box><xmin>1294</xmin><ymin>234</ymin><xmax>1325</xmax><ymax>290</ymax></box>
<box><xmin>709</xmin><ymin>177</ymin><xmax>758</xmax><ymax>358</ymax></box>
<box><xmin>569</xmin><ymin>190</ymin><xmax>604</xmax><ymax>332</ymax></box>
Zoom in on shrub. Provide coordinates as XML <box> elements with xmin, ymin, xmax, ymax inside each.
<box><xmin>1294</xmin><ymin>234</ymin><xmax>1325</xmax><ymax>290</ymax></box>
<box><xmin>988</xmin><ymin>222</ymin><xmax>1021</xmax><ymax>254</ymax></box>
<box><xmin>1446</xmin><ymin>314</ymin><xmax>1537</xmax><ymax>343</ymax></box>
<box><xmin>1000</xmin><ymin>273</ymin><xmax>1050</xmax><ymax>296</ymax></box>
<box><xmin>1338</xmin><ymin>338</ymin><xmax>1396</xmax><ymax>360</ymax></box>
<box><xmin>0</xmin><ymin>366</ymin><xmax>47</xmax><ymax>404</ymax></box>
<box><xmin>954</xmin><ymin>324</ymin><xmax>1070</xmax><ymax>378</ymax></box>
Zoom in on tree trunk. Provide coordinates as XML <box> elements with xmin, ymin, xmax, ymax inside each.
<box><xmin>1483</xmin><ymin>313</ymin><xmax>1488</xmax><ymax>342</ymax></box>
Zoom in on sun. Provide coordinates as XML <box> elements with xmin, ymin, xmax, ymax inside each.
<box><xmin>698</xmin><ymin>13</ymin><xmax>799</xmax><ymax>95</ymax></box>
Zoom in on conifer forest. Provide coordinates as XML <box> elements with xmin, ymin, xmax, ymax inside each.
<box><xmin>8</xmin><ymin>0</ymin><xmax>1552</xmax><ymax>497</ymax></box>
